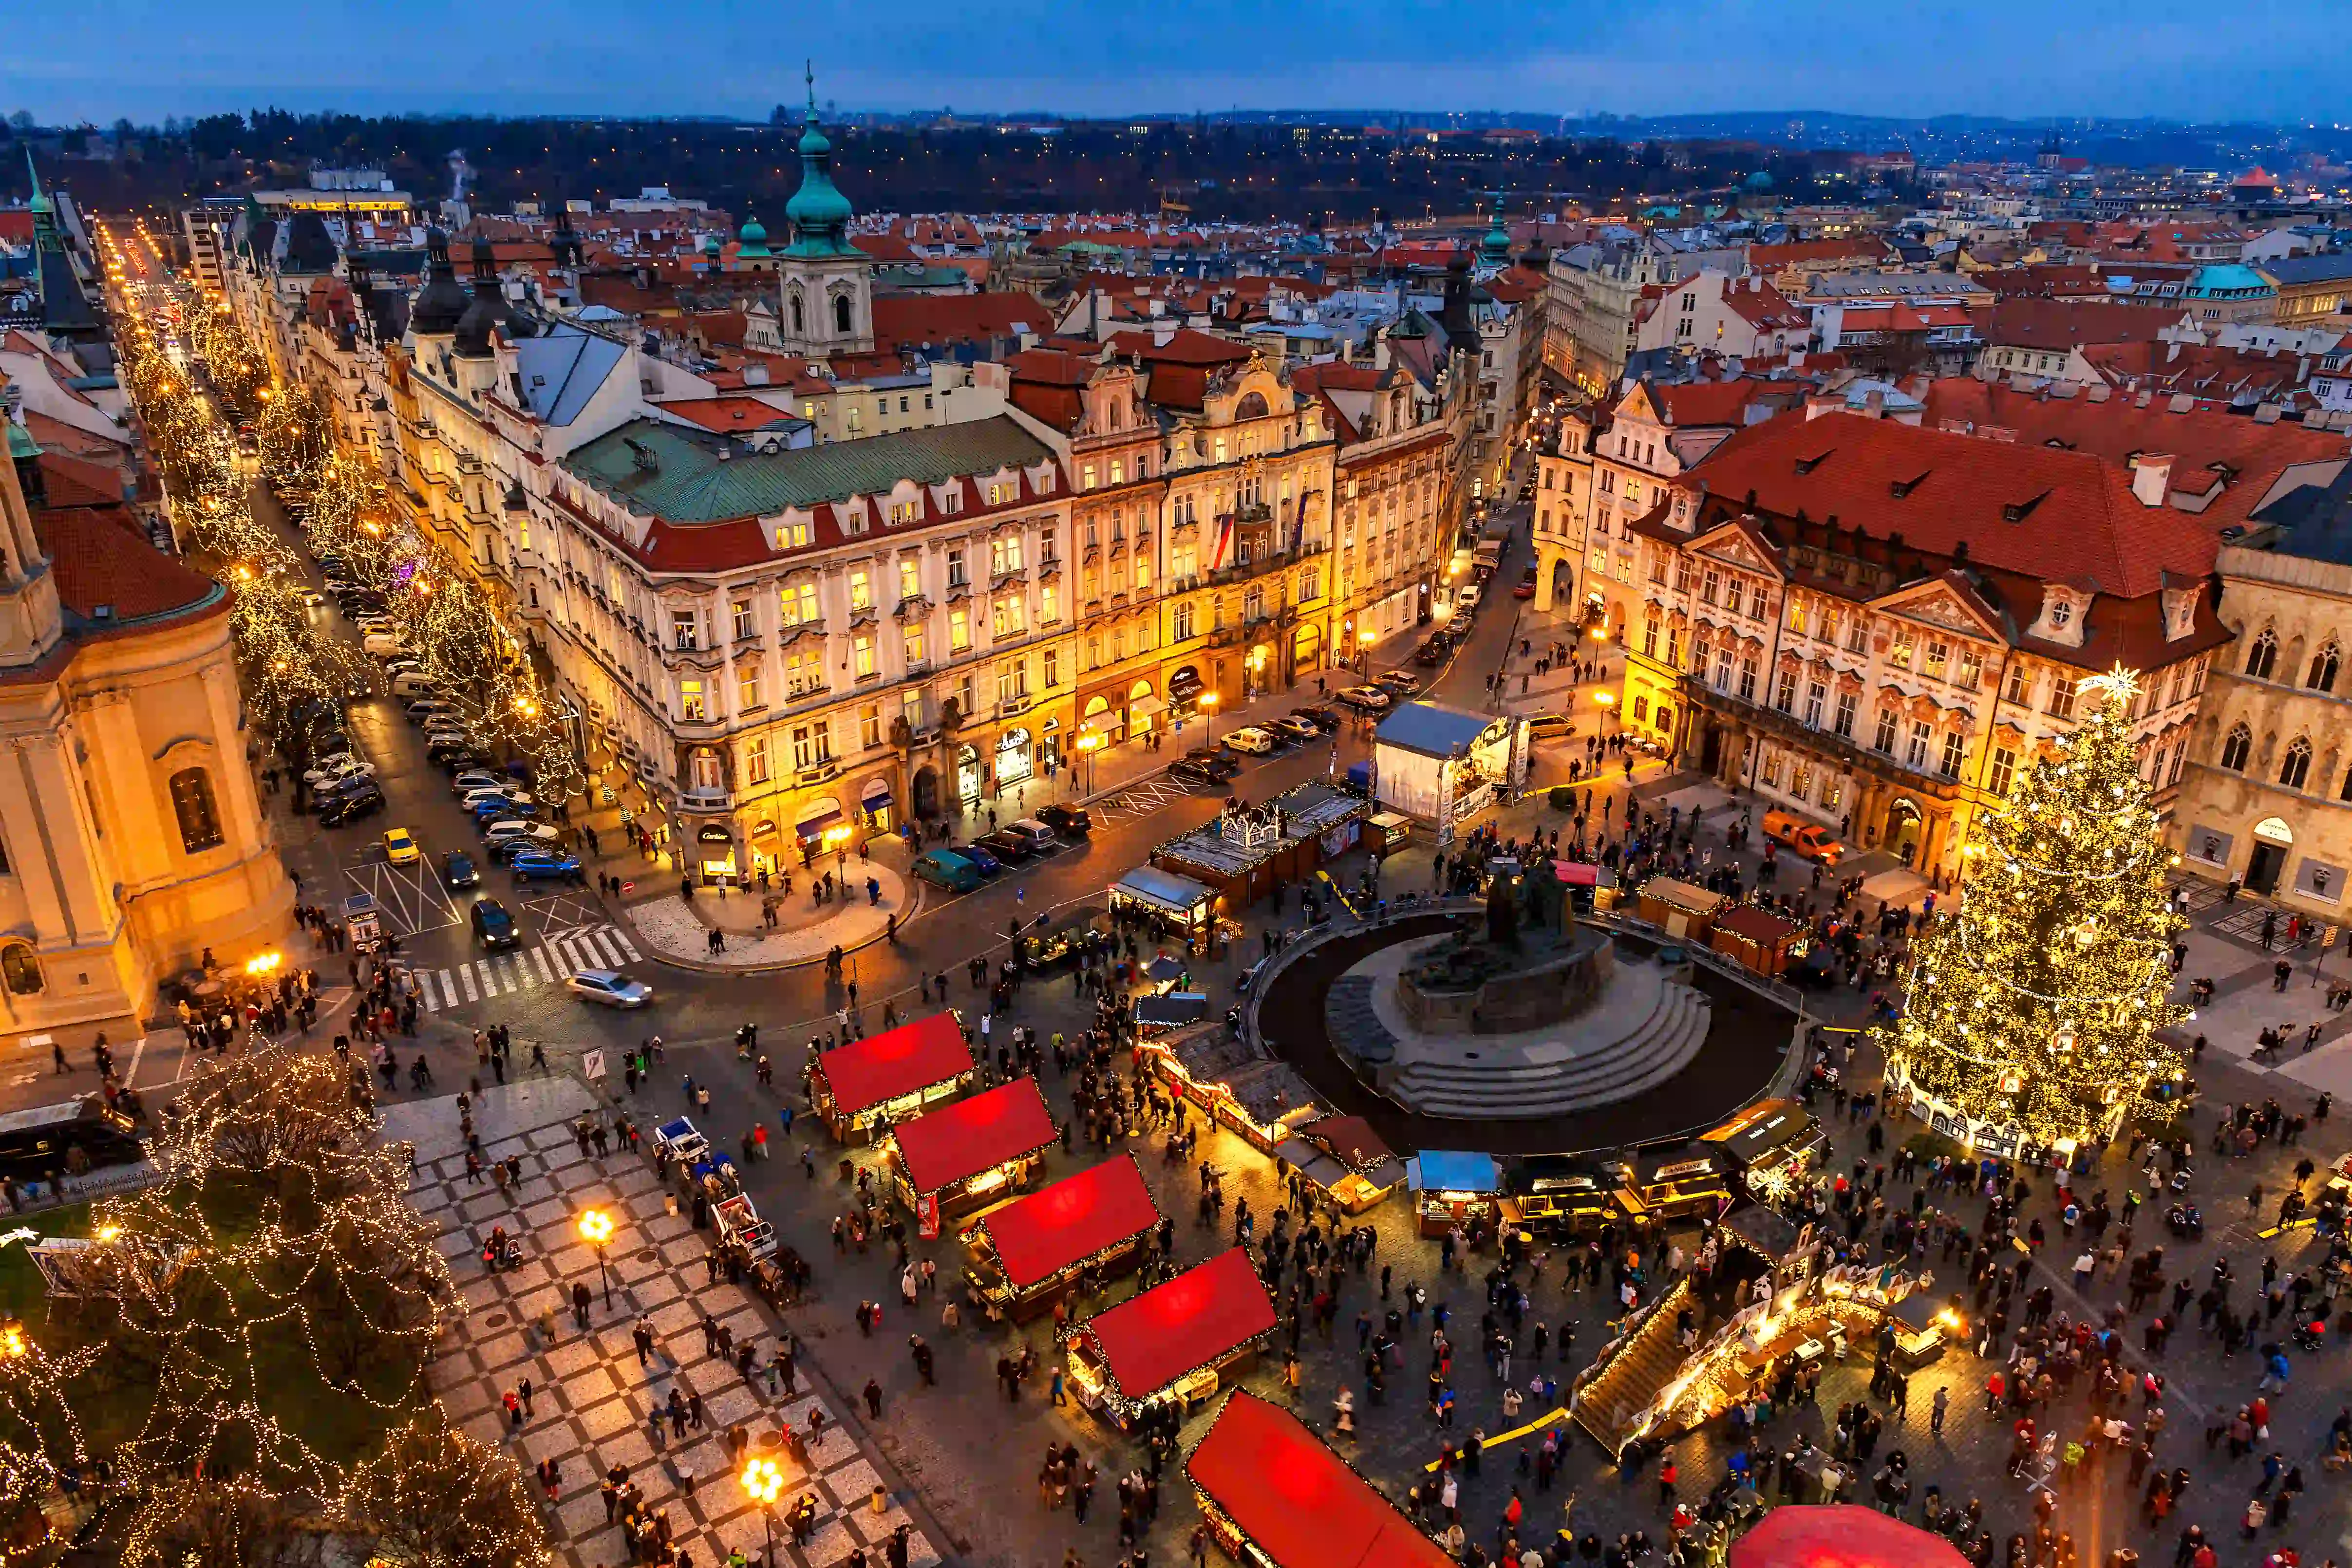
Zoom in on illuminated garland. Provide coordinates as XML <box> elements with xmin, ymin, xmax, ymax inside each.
<box><xmin>1871</xmin><ymin>666</ymin><xmax>2188</xmax><ymax>1147</ymax></box>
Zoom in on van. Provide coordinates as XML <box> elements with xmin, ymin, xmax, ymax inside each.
<box><xmin>1004</xmin><ymin>820</ymin><xmax>1059</xmax><ymax>854</ymax></box>
<box><xmin>391</xmin><ymin>672</ymin><xmax>439</xmax><ymax>697</ymax></box>
<box><xmin>361</xmin><ymin>633</ymin><xmax>404</xmax><ymax>657</ymax></box>
<box><xmin>1763</xmin><ymin>810</ymin><xmax>1846</xmax><ymax>866</ymax></box>
<box><xmin>1525</xmin><ymin>711</ymin><xmax>1576</xmax><ymax>741</ymax></box>
<box><xmin>912</xmin><ymin>849</ymin><xmax>983</xmax><ymax>893</ymax></box>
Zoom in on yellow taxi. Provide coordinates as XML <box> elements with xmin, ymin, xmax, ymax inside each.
<box><xmin>382</xmin><ymin>828</ymin><xmax>420</xmax><ymax>865</ymax></box>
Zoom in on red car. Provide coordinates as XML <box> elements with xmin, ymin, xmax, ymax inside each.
<box><xmin>1513</xmin><ymin>567</ymin><xmax>1539</xmax><ymax>599</ymax></box>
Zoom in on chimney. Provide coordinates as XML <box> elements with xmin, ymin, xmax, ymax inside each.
<box><xmin>1804</xmin><ymin>392</ymin><xmax>1842</xmax><ymax>420</ymax></box>
<box><xmin>2131</xmin><ymin>452</ymin><xmax>2173</xmax><ymax>507</ymax></box>
<box><xmin>1864</xmin><ymin>389</ymin><xmax>1886</xmax><ymax>418</ymax></box>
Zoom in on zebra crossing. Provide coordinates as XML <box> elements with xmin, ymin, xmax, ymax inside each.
<box><xmin>413</xmin><ymin>924</ymin><xmax>644</xmax><ymax>1013</ymax></box>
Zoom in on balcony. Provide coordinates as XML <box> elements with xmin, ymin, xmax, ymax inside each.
<box><xmin>795</xmin><ymin>758</ymin><xmax>842</xmax><ymax>786</ymax></box>
<box><xmin>678</xmin><ymin>785</ymin><xmax>732</xmax><ymax>812</ymax></box>
<box><xmin>999</xmin><ymin>693</ymin><xmax>1034</xmax><ymax>719</ymax></box>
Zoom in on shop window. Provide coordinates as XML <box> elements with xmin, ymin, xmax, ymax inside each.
<box><xmin>170</xmin><ymin>767</ymin><xmax>224</xmax><ymax>855</ymax></box>
<box><xmin>0</xmin><ymin>946</ymin><xmax>39</xmax><ymax>995</ymax></box>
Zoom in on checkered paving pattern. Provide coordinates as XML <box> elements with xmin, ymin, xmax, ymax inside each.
<box><xmin>411</xmin><ymin>1124</ymin><xmax>942</xmax><ymax>1568</ymax></box>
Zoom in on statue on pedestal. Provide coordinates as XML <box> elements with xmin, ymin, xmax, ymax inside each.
<box><xmin>1485</xmin><ymin>876</ymin><xmax>1519</xmax><ymax>949</ymax></box>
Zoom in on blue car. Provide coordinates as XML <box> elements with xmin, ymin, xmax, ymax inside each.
<box><xmin>958</xmin><ymin>843</ymin><xmax>1003</xmax><ymax>876</ymax></box>
<box><xmin>509</xmin><ymin>850</ymin><xmax>583</xmax><ymax>882</ymax></box>
<box><xmin>471</xmin><ymin>796</ymin><xmax>538</xmax><ymax>822</ymax></box>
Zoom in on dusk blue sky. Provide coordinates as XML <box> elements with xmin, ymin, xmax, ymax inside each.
<box><xmin>21</xmin><ymin>0</ymin><xmax>2352</xmax><ymax>125</ymax></box>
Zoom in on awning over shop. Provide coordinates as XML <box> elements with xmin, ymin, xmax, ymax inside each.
<box><xmin>1081</xmin><ymin>711</ymin><xmax>1123</xmax><ymax>736</ymax></box>
<box><xmin>890</xmin><ymin>1077</ymin><xmax>1056</xmax><ymax>1196</ymax></box>
<box><xmin>1186</xmin><ymin>1392</ymin><xmax>1452</xmax><ymax>1568</ymax></box>
<box><xmin>977</xmin><ymin>1155</ymin><xmax>1161</xmax><ymax>1291</ymax></box>
<box><xmin>1167</xmin><ymin>667</ymin><xmax>1204</xmax><ymax>698</ymax></box>
<box><xmin>1129</xmin><ymin>695</ymin><xmax>1168</xmax><ymax>719</ymax></box>
<box><xmin>860</xmin><ymin>777</ymin><xmax>893</xmax><ymax>807</ymax></box>
<box><xmin>1111</xmin><ymin>865</ymin><xmax>1214</xmax><ymax>917</ymax></box>
<box><xmin>794</xmin><ymin>803</ymin><xmax>843</xmax><ymax>840</ymax></box>
<box><xmin>1134</xmin><ymin>992</ymin><xmax>1210</xmax><ymax>1029</ymax></box>
<box><xmin>1404</xmin><ymin>1151</ymin><xmax>1501</xmax><ymax>1195</ymax></box>
<box><xmin>1076</xmin><ymin>1249</ymin><xmax>1275</xmax><ymax>1404</ymax></box>
<box><xmin>1730</xmin><ymin>1506</ymin><xmax>1970</xmax><ymax>1568</ymax></box>
<box><xmin>818</xmin><ymin>1013</ymin><xmax>973</xmax><ymax>1119</ymax></box>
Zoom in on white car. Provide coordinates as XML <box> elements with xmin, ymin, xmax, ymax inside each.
<box><xmin>460</xmin><ymin>787</ymin><xmax>523</xmax><ymax>811</ymax></box>
<box><xmin>1456</xmin><ymin>584</ymin><xmax>1483</xmax><ymax>611</ymax></box>
<box><xmin>566</xmin><ymin>969</ymin><xmax>652</xmax><ymax>1008</ymax></box>
<box><xmin>424</xmin><ymin>730</ymin><xmax>472</xmax><ymax>750</ymax></box>
<box><xmin>303</xmin><ymin>755</ymin><xmax>376</xmax><ymax>788</ymax></box>
<box><xmin>450</xmin><ymin>771</ymin><xmax>506</xmax><ymax>797</ymax></box>
<box><xmin>361</xmin><ymin>634</ymin><xmax>406</xmax><ymax>657</ymax></box>
<box><xmin>1223</xmin><ymin>725</ymin><xmax>1277</xmax><ymax>755</ymax></box>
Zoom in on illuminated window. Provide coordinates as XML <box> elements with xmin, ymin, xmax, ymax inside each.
<box><xmin>904</xmin><ymin>625</ymin><xmax>927</xmax><ymax>666</ymax></box>
<box><xmin>854</xmin><ymin>634</ymin><xmax>876</xmax><ymax>678</ymax></box>
<box><xmin>169</xmin><ymin>768</ymin><xmax>224</xmax><ymax>855</ymax></box>
<box><xmin>679</xmin><ymin>680</ymin><xmax>707</xmax><ymax>721</ymax></box>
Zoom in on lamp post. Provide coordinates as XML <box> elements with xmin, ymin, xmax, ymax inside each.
<box><xmin>1593</xmin><ymin>689</ymin><xmax>1617</xmax><ymax>753</ymax></box>
<box><xmin>578</xmin><ymin>1208</ymin><xmax>615</xmax><ymax>1307</ymax></box>
<box><xmin>1199</xmin><ymin>690</ymin><xmax>1219</xmax><ymax>748</ymax></box>
<box><xmin>1077</xmin><ymin>731</ymin><xmax>1101</xmax><ymax>797</ymax></box>
<box><xmin>742</xmin><ymin>1456</ymin><xmax>785</xmax><ymax>1568</ymax></box>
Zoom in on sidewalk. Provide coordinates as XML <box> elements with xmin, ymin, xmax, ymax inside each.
<box><xmin>618</xmin><ymin>856</ymin><xmax>911</xmax><ymax>973</ymax></box>
<box><xmin>394</xmin><ymin>1076</ymin><xmax>944</xmax><ymax>1568</ymax></box>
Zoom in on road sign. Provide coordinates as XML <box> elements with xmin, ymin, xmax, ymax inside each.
<box><xmin>582</xmin><ymin>1049</ymin><xmax>606</xmax><ymax>1081</ymax></box>
<box><xmin>621</xmin><ymin>880</ymin><xmax>635</xmax><ymax>895</ymax></box>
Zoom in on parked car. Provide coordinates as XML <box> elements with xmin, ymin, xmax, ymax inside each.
<box><xmin>979</xmin><ymin>829</ymin><xmax>1034</xmax><ymax>864</ymax></box>
<box><xmin>460</xmin><ymin>786</ymin><xmax>525</xmax><ymax>811</ymax></box>
<box><xmin>912</xmin><ymin>849</ymin><xmax>983</xmax><ymax>893</ymax></box>
<box><xmin>318</xmin><ymin>785</ymin><xmax>385</xmax><ymax>827</ymax></box>
<box><xmin>566</xmin><ymin>969</ymin><xmax>652</xmax><ymax>1008</ymax></box>
<box><xmin>958</xmin><ymin>843</ymin><xmax>1004</xmax><ymax>877</ymax></box>
<box><xmin>1035</xmin><ymin>803</ymin><xmax>1091</xmax><ymax>839</ymax></box>
<box><xmin>1223</xmin><ymin>725</ymin><xmax>1277</xmax><ymax>755</ymax></box>
<box><xmin>390</xmin><ymin>672</ymin><xmax>439</xmax><ymax>697</ymax></box>
<box><xmin>406</xmin><ymin>700</ymin><xmax>457</xmax><ymax>725</ymax></box>
<box><xmin>509</xmin><ymin>850</ymin><xmax>584</xmax><ymax>882</ymax></box>
<box><xmin>1336</xmin><ymin>686</ymin><xmax>1393</xmax><ymax>712</ymax></box>
<box><xmin>450</xmin><ymin>770</ymin><xmax>504</xmax><ymax>797</ymax></box>
<box><xmin>1373</xmin><ymin>670</ymin><xmax>1421</xmax><ymax>695</ymax></box>
<box><xmin>472</xmin><ymin>797</ymin><xmax>539</xmax><ymax>825</ymax></box>
<box><xmin>1456</xmin><ymin>584</ymin><xmax>1483</xmax><ymax>611</ymax></box>
<box><xmin>442</xmin><ymin>851</ymin><xmax>480</xmax><ymax>889</ymax></box>
<box><xmin>430</xmin><ymin>744</ymin><xmax>489</xmax><ymax>770</ymax></box>
<box><xmin>360</xmin><ymin>634</ymin><xmax>404</xmax><ymax>657</ymax></box>
<box><xmin>1413</xmin><ymin>639</ymin><xmax>1449</xmax><ymax>667</ymax></box>
<box><xmin>1182</xmin><ymin>747</ymin><xmax>1241</xmax><ymax>781</ymax></box>
<box><xmin>470</xmin><ymin>897</ymin><xmax>519</xmax><ymax>949</ymax></box>
<box><xmin>302</xmin><ymin>754</ymin><xmax>375</xmax><ymax>788</ymax></box>
<box><xmin>486</xmin><ymin>824</ymin><xmax>564</xmax><ymax>861</ymax></box>
<box><xmin>1290</xmin><ymin>705</ymin><xmax>1340</xmax><ymax>732</ymax></box>
<box><xmin>1514</xmin><ymin>566</ymin><xmax>1539</xmax><ymax>599</ymax></box>
<box><xmin>1271</xmin><ymin>715</ymin><xmax>1321</xmax><ymax>743</ymax></box>
<box><xmin>1526</xmin><ymin>712</ymin><xmax>1577</xmax><ymax>741</ymax></box>
<box><xmin>1170</xmin><ymin>759</ymin><xmax>1223</xmax><ymax>788</ymax></box>
<box><xmin>1003</xmin><ymin>819</ymin><xmax>1060</xmax><ymax>854</ymax></box>
<box><xmin>381</xmin><ymin>828</ymin><xmax>420</xmax><ymax>865</ymax></box>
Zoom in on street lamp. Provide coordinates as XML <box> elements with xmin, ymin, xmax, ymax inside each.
<box><xmin>1199</xmin><ymin>690</ymin><xmax>1219</xmax><ymax>748</ymax></box>
<box><xmin>578</xmin><ymin>1208</ymin><xmax>615</xmax><ymax>1307</ymax></box>
<box><xmin>1593</xmin><ymin>689</ymin><xmax>1617</xmax><ymax>751</ymax></box>
<box><xmin>742</xmin><ymin>1456</ymin><xmax>785</xmax><ymax>1567</ymax></box>
<box><xmin>1077</xmin><ymin>730</ymin><xmax>1102</xmax><ymax>796</ymax></box>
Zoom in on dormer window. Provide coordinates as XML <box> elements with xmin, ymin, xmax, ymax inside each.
<box><xmin>2048</xmin><ymin>600</ymin><xmax>2072</xmax><ymax>631</ymax></box>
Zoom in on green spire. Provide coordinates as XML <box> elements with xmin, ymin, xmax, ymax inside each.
<box><xmin>1480</xmin><ymin>195</ymin><xmax>1512</xmax><ymax>267</ymax></box>
<box><xmin>783</xmin><ymin>61</ymin><xmax>858</xmax><ymax>257</ymax></box>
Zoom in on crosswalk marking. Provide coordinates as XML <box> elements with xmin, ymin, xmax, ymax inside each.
<box><xmin>414</xmin><ymin>925</ymin><xmax>643</xmax><ymax>1013</ymax></box>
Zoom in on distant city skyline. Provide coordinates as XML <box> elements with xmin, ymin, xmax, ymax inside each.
<box><xmin>20</xmin><ymin>0</ymin><xmax>2352</xmax><ymax>130</ymax></box>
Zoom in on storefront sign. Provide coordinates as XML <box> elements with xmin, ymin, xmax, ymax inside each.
<box><xmin>1319</xmin><ymin>820</ymin><xmax>1360</xmax><ymax>858</ymax></box>
<box><xmin>697</xmin><ymin>825</ymin><xmax>732</xmax><ymax>845</ymax></box>
<box><xmin>915</xmin><ymin>1192</ymin><xmax>941</xmax><ymax>1240</ymax></box>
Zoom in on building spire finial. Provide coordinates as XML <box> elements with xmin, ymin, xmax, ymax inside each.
<box><xmin>806</xmin><ymin>60</ymin><xmax>817</xmax><ymax>120</ymax></box>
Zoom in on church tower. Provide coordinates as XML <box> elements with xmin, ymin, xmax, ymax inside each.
<box><xmin>775</xmin><ymin>66</ymin><xmax>873</xmax><ymax>359</ymax></box>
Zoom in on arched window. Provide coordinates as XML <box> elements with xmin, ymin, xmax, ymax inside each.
<box><xmin>0</xmin><ymin>946</ymin><xmax>39</xmax><ymax>996</ymax></box>
<box><xmin>2311</xmin><ymin>641</ymin><xmax>2341</xmax><ymax>693</ymax></box>
<box><xmin>2282</xmin><ymin>736</ymin><xmax>2314</xmax><ymax>790</ymax></box>
<box><xmin>2246</xmin><ymin>628</ymin><xmax>2278</xmax><ymax>680</ymax></box>
<box><xmin>1235</xmin><ymin>391</ymin><xmax>1270</xmax><ymax>420</ymax></box>
<box><xmin>169</xmin><ymin>767</ymin><xmax>224</xmax><ymax>855</ymax></box>
<box><xmin>832</xmin><ymin>294</ymin><xmax>852</xmax><ymax>335</ymax></box>
<box><xmin>789</xmin><ymin>292</ymin><xmax>805</xmax><ymax>335</ymax></box>
<box><xmin>2220</xmin><ymin>723</ymin><xmax>2253</xmax><ymax>772</ymax></box>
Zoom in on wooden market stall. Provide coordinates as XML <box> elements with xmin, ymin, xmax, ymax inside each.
<box><xmin>1637</xmin><ymin>877</ymin><xmax>1724</xmax><ymax>941</ymax></box>
<box><xmin>1500</xmin><ymin>1154</ymin><xmax>1630</xmax><ymax>1239</ymax></box>
<box><xmin>1406</xmin><ymin>1150</ymin><xmax>1503</xmax><ymax>1238</ymax></box>
<box><xmin>1623</xmin><ymin>1141</ymin><xmax>1737</xmax><ymax>1223</ymax></box>
<box><xmin>1185</xmin><ymin>1391</ymin><xmax>1451</xmax><ymax>1568</ymax></box>
<box><xmin>1701</xmin><ymin>1098</ymin><xmax>1827</xmax><ymax>1201</ymax></box>
<box><xmin>1151</xmin><ymin>783</ymin><xmax>1372</xmax><ymax>910</ymax></box>
<box><xmin>962</xmin><ymin>1154</ymin><xmax>1162</xmax><ymax>1322</ymax></box>
<box><xmin>1272</xmin><ymin>1116</ymin><xmax>1407</xmax><ymax>1215</ymax></box>
<box><xmin>1109</xmin><ymin>866</ymin><xmax>1219</xmax><ymax>952</ymax></box>
<box><xmin>1063</xmin><ymin>1249</ymin><xmax>1277</xmax><ymax>1431</ymax></box>
<box><xmin>809</xmin><ymin>1011</ymin><xmax>976</xmax><ymax>1144</ymax></box>
<box><xmin>1140</xmin><ymin>1025</ymin><xmax>1324</xmax><ymax>1156</ymax></box>
<box><xmin>886</xmin><ymin>1076</ymin><xmax>1058</xmax><ymax>1236</ymax></box>
<box><xmin>1710</xmin><ymin>904</ymin><xmax>1804</xmax><ymax>979</ymax></box>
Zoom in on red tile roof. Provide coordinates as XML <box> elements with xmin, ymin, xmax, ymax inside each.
<box><xmin>1683</xmin><ymin>411</ymin><xmax>2220</xmax><ymax>597</ymax></box>
<box><xmin>35</xmin><ymin>448</ymin><xmax>127</xmax><ymax>508</ymax></box>
<box><xmin>34</xmin><ymin>507</ymin><xmax>222</xmax><ymax>625</ymax></box>
<box><xmin>889</xmin><ymin>1077</ymin><xmax>1057</xmax><ymax>1196</ymax></box>
<box><xmin>655</xmin><ymin>396</ymin><xmax>804</xmax><ymax>434</ymax></box>
<box><xmin>1976</xmin><ymin>299</ymin><xmax>2184</xmax><ymax>352</ymax></box>
<box><xmin>1074</xmin><ymin>1250</ymin><xmax>1275</xmax><ymax>1403</ymax></box>
<box><xmin>1106</xmin><ymin>327</ymin><xmax>1255</xmax><ymax>368</ymax></box>
<box><xmin>872</xmin><ymin>292</ymin><xmax>1047</xmax><ymax>355</ymax></box>
<box><xmin>975</xmin><ymin>1156</ymin><xmax>1160</xmax><ymax>1290</ymax></box>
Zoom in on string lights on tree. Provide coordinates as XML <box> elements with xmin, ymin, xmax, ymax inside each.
<box><xmin>1875</xmin><ymin>666</ymin><xmax>2189</xmax><ymax>1153</ymax></box>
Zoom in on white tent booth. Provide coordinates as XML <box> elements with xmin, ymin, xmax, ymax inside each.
<box><xmin>1370</xmin><ymin>702</ymin><xmax>1528</xmax><ymax>844</ymax></box>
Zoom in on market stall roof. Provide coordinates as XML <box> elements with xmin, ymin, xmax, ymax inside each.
<box><xmin>978</xmin><ymin>1154</ymin><xmax>1161</xmax><ymax>1289</ymax></box>
<box><xmin>818</xmin><ymin>1012</ymin><xmax>973</xmax><ymax>1119</ymax></box>
<box><xmin>1079</xmin><ymin>1249</ymin><xmax>1276</xmax><ymax>1402</ymax></box>
<box><xmin>1404</xmin><ymin>1151</ymin><xmax>1501</xmax><ymax>1195</ymax></box>
<box><xmin>1640</xmin><ymin>876</ymin><xmax>1725</xmax><ymax>916</ymax></box>
<box><xmin>1729</xmin><ymin>1505</ymin><xmax>1969</xmax><ymax>1568</ymax></box>
<box><xmin>1186</xmin><ymin>1391</ymin><xmax>1451</xmax><ymax>1568</ymax></box>
<box><xmin>1299</xmin><ymin>1116</ymin><xmax>1393</xmax><ymax>1172</ymax></box>
<box><xmin>890</xmin><ymin>1076</ymin><xmax>1056</xmax><ymax>1195</ymax></box>
<box><xmin>1135</xmin><ymin>992</ymin><xmax>1211</xmax><ymax>1029</ymax></box>
<box><xmin>1111</xmin><ymin>865</ymin><xmax>1215</xmax><ymax>916</ymax></box>
<box><xmin>1715</xmin><ymin>904</ymin><xmax>1801</xmax><ymax>946</ymax></box>
<box><xmin>1704</xmin><ymin>1099</ymin><xmax>1820</xmax><ymax>1169</ymax></box>
<box><xmin>1373</xmin><ymin>701</ymin><xmax>1502</xmax><ymax>761</ymax></box>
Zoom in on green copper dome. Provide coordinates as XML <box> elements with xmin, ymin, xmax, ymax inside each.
<box><xmin>1480</xmin><ymin>196</ymin><xmax>1512</xmax><ymax>266</ymax></box>
<box><xmin>736</xmin><ymin>214</ymin><xmax>771</xmax><ymax>258</ymax></box>
<box><xmin>784</xmin><ymin>109</ymin><xmax>857</xmax><ymax>255</ymax></box>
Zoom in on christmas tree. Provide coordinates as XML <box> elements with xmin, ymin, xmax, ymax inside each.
<box><xmin>1879</xmin><ymin>666</ymin><xmax>2187</xmax><ymax>1151</ymax></box>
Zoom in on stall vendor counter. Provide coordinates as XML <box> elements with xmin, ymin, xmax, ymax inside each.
<box><xmin>1405</xmin><ymin>1150</ymin><xmax>1502</xmax><ymax>1238</ymax></box>
<box><xmin>887</xmin><ymin>1076</ymin><xmax>1058</xmax><ymax>1236</ymax></box>
<box><xmin>810</xmin><ymin>1011</ymin><xmax>975</xmax><ymax>1144</ymax></box>
<box><xmin>962</xmin><ymin>1154</ymin><xmax>1162</xmax><ymax>1322</ymax></box>
<box><xmin>1064</xmin><ymin>1249</ymin><xmax>1275</xmax><ymax>1431</ymax></box>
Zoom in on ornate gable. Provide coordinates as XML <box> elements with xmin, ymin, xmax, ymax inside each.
<box><xmin>1687</xmin><ymin>518</ymin><xmax>1784</xmax><ymax>579</ymax></box>
<box><xmin>1874</xmin><ymin>576</ymin><xmax>2006</xmax><ymax>644</ymax></box>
